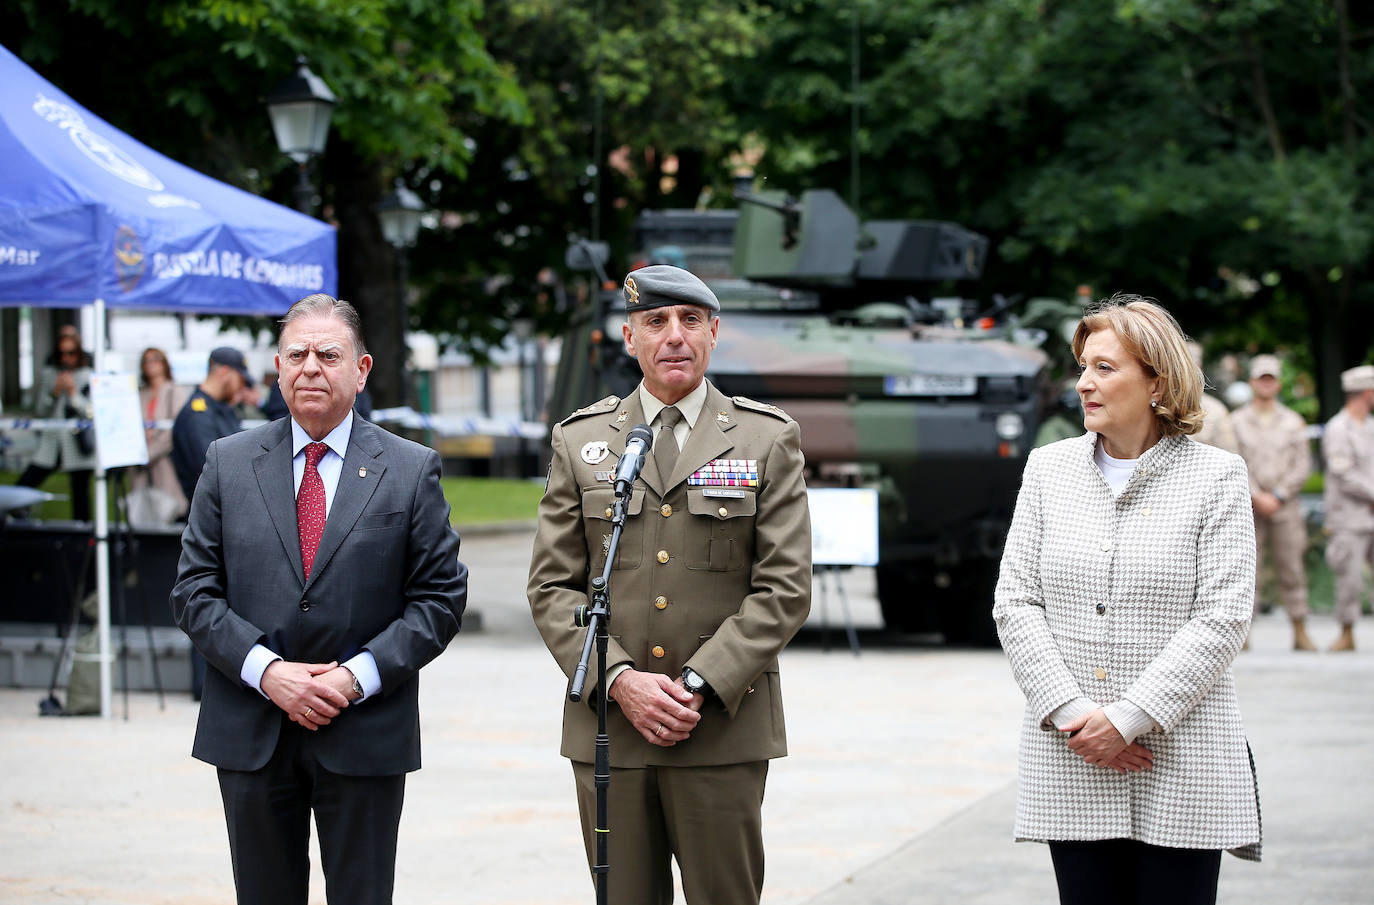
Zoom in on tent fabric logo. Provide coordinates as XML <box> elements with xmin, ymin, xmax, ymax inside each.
<box><xmin>32</xmin><ymin>92</ymin><xmax>165</xmax><ymax>192</ymax></box>
<box><xmin>114</xmin><ymin>225</ymin><xmax>145</xmax><ymax>292</ymax></box>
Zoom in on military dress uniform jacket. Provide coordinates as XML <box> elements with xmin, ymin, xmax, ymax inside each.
<box><xmin>529</xmin><ymin>381</ymin><xmax>812</xmax><ymax>768</ymax></box>
<box><xmin>1322</xmin><ymin>409</ymin><xmax>1374</xmax><ymax>533</ymax></box>
<box><xmin>994</xmin><ymin>433</ymin><xmax>1261</xmax><ymax>860</ymax></box>
<box><xmin>1231</xmin><ymin>401</ymin><xmax>1310</xmax><ymax>514</ymax></box>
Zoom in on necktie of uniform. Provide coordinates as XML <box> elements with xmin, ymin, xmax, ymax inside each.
<box><xmin>655</xmin><ymin>406</ymin><xmax>682</xmax><ymax>484</ymax></box>
<box><xmin>298</xmin><ymin>442</ymin><xmax>329</xmax><ymax>580</ymax></box>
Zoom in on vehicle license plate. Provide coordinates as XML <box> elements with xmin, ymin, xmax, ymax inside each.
<box><xmin>883</xmin><ymin>374</ymin><xmax>977</xmax><ymax>396</ymax></box>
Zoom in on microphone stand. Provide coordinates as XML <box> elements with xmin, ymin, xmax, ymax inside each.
<box><xmin>570</xmin><ymin>485</ymin><xmax>632</xmax><ymax>905</ymax></box>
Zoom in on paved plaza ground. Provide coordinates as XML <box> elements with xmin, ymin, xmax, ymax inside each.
<box><xmin>1</xmin><ymin>529</ymin><xmax>1371</xmax><ymax>904</ymax></box>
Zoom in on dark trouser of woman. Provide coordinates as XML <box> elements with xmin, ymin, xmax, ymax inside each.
<box><xmin>1049</xmin><ymin>839</ymin><xmax>1222</xmax><ymax>905</ymax></box>
<box><xmin>18</xmin><ymin>464</ymin><xmax>92</xmax><ymax>522</ymax></box>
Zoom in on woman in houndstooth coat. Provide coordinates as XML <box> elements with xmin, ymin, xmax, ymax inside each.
<box><xmin>994</xmin><ymin>295</ymin><xmax>1261</xmax><ymax>905</ymax></box>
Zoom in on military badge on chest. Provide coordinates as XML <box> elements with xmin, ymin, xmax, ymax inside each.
<box><xmin>688</xmin><ymin>458</ymin><xmax>759</xmax><ymax>487</ymax></box>
<box><xmin>581</xmin><ymin>441</ymin><xmax>610</xmax><ymax>464</ymax></box>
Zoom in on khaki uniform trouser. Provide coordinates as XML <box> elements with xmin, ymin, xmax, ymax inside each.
<box><xmin>572</xmin><ymin>760</ymin><xmax>768</xmax><ymax>905</ymax></box>
<box><xmin>1325</xmin><ymin>530</ymin><xmax>1374</xmax><ymax>627</ymax></box>
<box><xmin>1254</xmin><ymin>509</ymin><xmax>1309</xmax><ymax>619</ymax></box>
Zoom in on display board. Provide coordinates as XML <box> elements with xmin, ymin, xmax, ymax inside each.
<box><xmin>807</xmin><ymin>487</ymin><xmax>880</xmax><ymax>566</ymax></box>
<box><xmin>90</xmin><ymin>372</ymin><xmax>148</xmax><ymax>470</ymax></box>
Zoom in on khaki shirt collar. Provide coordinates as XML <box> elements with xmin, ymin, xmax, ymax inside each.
<box><xmin>638</xmin><ymin>379</ymin><xmax>708</xmax><ymax>431</ymax></box>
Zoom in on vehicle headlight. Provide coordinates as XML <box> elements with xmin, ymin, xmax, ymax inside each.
<box><xmin>995</xmin><ymin>412</ymin><xmax>1024</xmax><ymax>440</ymax></box>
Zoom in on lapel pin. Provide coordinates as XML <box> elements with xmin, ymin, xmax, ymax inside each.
<box><xmin>616</xmin><ymin>410</ymin><xmax>629</xmax><ymax>424</ymax></box>
<box><xmin>716</xmin><ymin>411</ymin><xmax>730</xmax><ymax>423</ymax></box>
<box><xmin>358</xmin><ymin>466</ymin><xmax>367</xmax><ymax>478</ymax></box>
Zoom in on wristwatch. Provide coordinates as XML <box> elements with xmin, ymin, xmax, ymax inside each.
<box><xmin>349</xmin><ymin>672</ymin><xmax>364</xmax><ymax>700</ymax></box>
<box><xmin>681</xmin><ymin>667</ymin><xmax>713</xmax><ymax>699</ymax></box>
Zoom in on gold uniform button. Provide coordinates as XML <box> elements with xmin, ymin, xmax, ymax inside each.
<box><xmin>604</xmin><ymin>507</ymin><xmax>613</xmax><ymax>518</ymax></box>
<box><xmin>651</xmin><ymin>645</ymin><xmax>665</xmax><ymax>659</ymax></box>
<box><xmin>656</xmin><ymin>550</ymin><xmax>670</xmax><ymax>564</ymax></box>
<box><xmin>718</xmin><ymin>506</ymin><xmax>728</xmax><ymax>517</ymax></box>
<box><xmin>1094</xmin><ymin>667</ymin><xmax>1107</xmax><ymax>680</ymax></box>
<box><xmin>654</xmin><ymin>596</ymin><xmax>668</xmax><ymax>610</ymax></box>
<box><xmin>660</xmin><ymin>503</ymin><xmax>673</xmax><ymax>517</ymax></box>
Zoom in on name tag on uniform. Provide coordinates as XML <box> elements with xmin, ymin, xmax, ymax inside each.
<box><xmin>593</xmin><ymin>470</ymin><xmax>614</xmax><ymax>483</ymax></box>
<box><xmin>701</xmin><ymin>488</ymin><xmax>747</xmax><ymax>498</ymax></box>
<box><xmin>687</xmin><ymin>458</ymin><xmax>758</xmax><ymax>487</ymax></box>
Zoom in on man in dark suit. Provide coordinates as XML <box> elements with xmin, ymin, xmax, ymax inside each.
<box><xmin>171</xmin><ymin>294</ymin><xmax>467</xmax><ymax>905</ymax></box>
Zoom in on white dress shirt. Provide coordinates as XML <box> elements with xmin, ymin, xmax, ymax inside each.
<box><xmin>239</xmin><ymin>416</ymin><xmax>382</xmax><ymax>701</ymax></box>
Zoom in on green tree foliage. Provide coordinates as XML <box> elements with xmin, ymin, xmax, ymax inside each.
<box><xmin>729</xmin><ymin>0</ymin><xmax>1374</xmax><ymax>415</ymax></box>
<box><xmin>406</xmin><ymin>0</ymin><xmax>762</xmax><ymax>360</ymax></box>
<box><xmin>3</xmin><ymin>0</ymin><xmax>527</xmax><ymax>404</ymax></box>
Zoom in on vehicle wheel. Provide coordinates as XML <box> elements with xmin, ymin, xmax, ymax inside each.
<box><xmin>876</xmin><ymin>563</ymin><xmax>930</xmax><ymax>634</ymax></box>
<box><xmin>938</xmin><ymin>567</ymin><xmax>1001</xmax><ymax>647</ymax></box>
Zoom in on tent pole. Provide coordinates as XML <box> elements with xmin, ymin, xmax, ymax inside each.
<box><xmin>93</xmin><ymin>298</ymin><xmax>112</xmax><ymax>719</ymax></box>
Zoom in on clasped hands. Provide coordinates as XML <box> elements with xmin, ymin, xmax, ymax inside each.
<box><xmin>608</xmin><ymin>670</ymin><xmax>704</xmax><ymax>747</ymax></box>
<box><xmin>1060</xmin><ymin>708</ymin><xmax>1153</xmax><ymax>774</ymax></box>
<box><xmin>262</xmin><ymin>660</ymin><xmax>358</xmax><ymax>731</ymax></box>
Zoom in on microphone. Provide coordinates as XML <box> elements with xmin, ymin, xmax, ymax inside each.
<box><xmin>612</xmin><ymin>424</ymin><xmax>654</xmax><ymax>497</ymax></box>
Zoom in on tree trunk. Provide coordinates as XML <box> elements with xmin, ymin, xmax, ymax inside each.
<box><xmin>1308</xmin><ymin>270</ymin><xmax>1364</xmax><ymax>421</ymax></box>
<box><xmin>325</xmin><ymin>142</ymin><xmax>404</xmax><ymax>408</ymax></box>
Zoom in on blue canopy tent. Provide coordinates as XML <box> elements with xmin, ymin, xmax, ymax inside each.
<box><xmin>0</xmin><ymin>44</ymin><xmax>338</xmax><ymax>716</ymax></box>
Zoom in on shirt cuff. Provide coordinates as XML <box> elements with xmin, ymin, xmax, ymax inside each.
<box><xmin>605</xmin><ymin>664</ymin><xmax>632</xmax><ymax>700</ymax></box>
<box><xmin>1048</xmin><ymin>697</ymin><xmax>1099</xmax><ymax>731</ymax></box>
<box><xmin>341</xmin><ymin>651</ymin><xmax>381</xmax><ymax>702</ymax></box>
<box><xmin>1103</xmin><ymin>700</ymin><xmax>1158</xmax><ymax>744</ymax></box>
<box><xmin>241</xmin><ymin>644</ymin><xmax>282</xmax><ymax>699</ymax></box>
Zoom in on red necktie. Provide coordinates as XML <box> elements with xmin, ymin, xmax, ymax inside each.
<box><xmin>298</xmin><ymin>442</ymin><xmax>329</xmax><ymax>580</ymax></box>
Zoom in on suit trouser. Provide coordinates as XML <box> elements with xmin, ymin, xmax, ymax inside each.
<box><xmin>217</xmin><ymin>719</ymin><xmax>406</xmax><ymax>905</ymax></box>
<box><xmin>1048</xmin><ymin>839</ymin><xmax>1221</xmax><ymax>905</ymax></box>
<box><xmin>572</xmin><ymin>759</ymin><xmax>768</xmax><ymax>905</ymax></box>
<box><xmin>1325</xmin><ymin>529</ymin><xmax>1374</xmax><ymax>626</ymax></box>
<box><xmin>1254</xmin><ymin>510</ymin><xmax>1308</xmax><ymax>619</ymax></box>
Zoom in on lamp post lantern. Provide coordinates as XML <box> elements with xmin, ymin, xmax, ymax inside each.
<box><xmin>266</xmin><ymin>56</ymin><xmax>336</xmax><ymax>215</ymax></box>
<box><xmin>376</xmin><ymin>179</ymin><xmax>427</xmax><ymax>407</ymax></box>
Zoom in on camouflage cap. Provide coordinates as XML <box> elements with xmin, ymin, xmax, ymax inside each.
<box><xmin>1249</xmin><ymin>354</ymin><xmax>1281</xmax><ymax>379</ymax></box>
<box><xmin>623</xmin><ymin>264</ymin><xmax>720</xmax><ymax>314</ymax></box>
<box><xmin>1341</xmin><ymin>365</ymin><xmax>1374</xmax><ymax>393</ymax></box>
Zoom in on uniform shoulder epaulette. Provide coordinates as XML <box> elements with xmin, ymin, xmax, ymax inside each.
<box><xmin>732</xmin><ymin>395</ymin><xmax>793</xmax><ymax>422</ymax></box>
<box><xmin>561</xmin><ymin>395</ymin><xmax>620</xmax><ymax>425</ymax></box>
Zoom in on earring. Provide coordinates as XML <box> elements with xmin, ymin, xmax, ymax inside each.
<box><xmin>1150</xmin><ymin>399</ymin><xmax>1158</xmax><ymax>409</ymax></box>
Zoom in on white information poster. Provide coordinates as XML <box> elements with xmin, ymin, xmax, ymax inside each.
<box><xmin>90</xmin><ymin>372</ymin><xmax>149</xmax><ymax>470</ymax></box>
<box><xmin>807</xmin><ymin>487</ymin><xmax>880</xmax><ymax>566</ymax></box>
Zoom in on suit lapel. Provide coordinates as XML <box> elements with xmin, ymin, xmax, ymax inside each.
<box><xmin>307</xmin><ymin>414</ymin><xmax>387</xmax><ymax>590</ymax></box>
<box><xmin>253</xmin><ymin>419</ymin><xmax>305</xmax><ymax>585</ymax></box>
<box><xmin>666</xmin><ymin>382</ymin><xmax>735</xmax><ymax>490</ymax></box>
<box><xmin>608</xmin><ymin>392</ymin><xmax>663</xmax><ymax>497</ymax></box>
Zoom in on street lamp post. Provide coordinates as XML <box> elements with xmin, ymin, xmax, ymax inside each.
<box><xmin>376</xmin><ymin>179</ymin><xmax>426</xmax><ymax>407</ymax></box>
<box><xmin>266</xmin><ymin>56</ymin><xmax>336</xmax><ymax>216</ymax></box>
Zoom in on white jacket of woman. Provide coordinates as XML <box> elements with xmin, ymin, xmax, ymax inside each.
<box><xmin>30</xmin><ymin>363</ymin><xmax>96</xmax><ymax>472</ymax></box>
<box><xmin>994</xmin><ymin>432</ymin><xmax>1261</xmax><ymax>861</ymax></box>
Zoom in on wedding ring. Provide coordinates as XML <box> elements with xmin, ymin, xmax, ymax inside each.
<box><xmin>655</xmin><ymin>724</ymin><xmax>664</xmax><ymax>737</ymax></box>
<box><xmin>304</xmin><ymin>707</ymin><xmax>313</xmax><ymax>718</ymax></box>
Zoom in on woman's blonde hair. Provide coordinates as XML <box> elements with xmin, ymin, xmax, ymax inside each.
<box><xmin>1071</xmin><ymin>293</ymin><xmax>1205</xmax><ymax>437</ymax></box>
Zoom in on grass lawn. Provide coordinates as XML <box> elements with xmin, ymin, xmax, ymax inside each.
<box><xmin>1</xmin><ymin>471</ymin><xmax>544</xmax><ymax>526</ymax></box>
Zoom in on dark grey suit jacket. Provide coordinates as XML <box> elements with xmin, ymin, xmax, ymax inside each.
<box><xmin>171</xmin><ymin>413</ymin><xmax>466</xmax><ymax>775</ymax></box>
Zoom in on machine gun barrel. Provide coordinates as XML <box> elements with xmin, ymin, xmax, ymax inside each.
<box><xmin>733</xmin><ymin>190</ymin><xmax>801</xmax><ymax>250</ymax></box>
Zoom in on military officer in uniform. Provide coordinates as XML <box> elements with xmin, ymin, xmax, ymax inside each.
<box><xmin>173</xmin><ymin>347</ymin><xmax>252</xmax><ymax>504</ymax></box>
<box><xmin>528</xmin><ymin>264</ymin><xmax>812</xmax><ymax>905</ymax></box>
<box><xmin>1231</xmin><ymin>354</ymin><xmax>1314</xmax><ymax>650</ymax></box>
<box><xmin>172</xmin><ymin>346</ymin><xmax>251</xmax><ymax>699</ymax></box>
<box><xmin>1321</xmin><ymin>365</ymin><xmax>1374</xmax><ymax>652</ymax></box>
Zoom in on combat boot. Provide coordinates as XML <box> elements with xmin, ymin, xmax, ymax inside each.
<box><xmin>1291</xmin><ymin>618</ymin><xmax>1317</xmax><ymax>652</ymax></box>
<box><xmin>1329</xmin><ymin>625</ymin><xmax>1356</xmax><ymax>652</ymax></box>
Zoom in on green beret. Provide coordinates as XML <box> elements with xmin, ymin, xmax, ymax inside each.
<box><xmin>623</xmin><ymin>264</ymin><xmax>720</xmax><ymax>313</ymax></box>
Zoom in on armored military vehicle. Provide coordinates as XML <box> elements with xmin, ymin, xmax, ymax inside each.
<box><xmin>554</xmin><ymin>189</ymin><xmax>1048</xmax><ymax>644</ymax></box>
